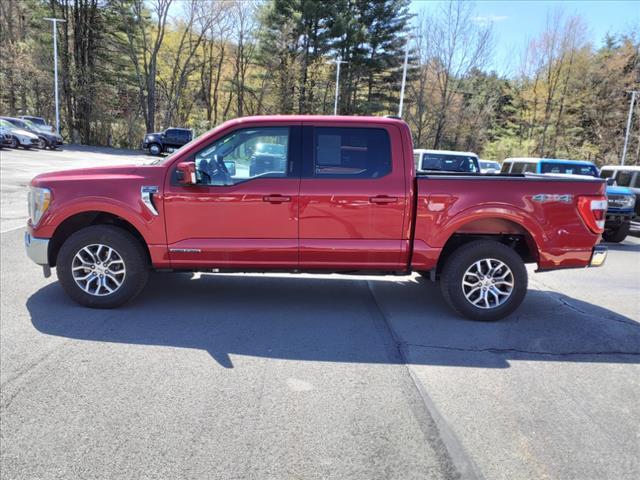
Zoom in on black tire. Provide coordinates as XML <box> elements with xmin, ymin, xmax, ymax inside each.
<box><xmin>602</xmin><ymin>222</ymin><xmax>630</xmax><ymax>243</ymax></box>
<box><xmin>439</xmin><ymin>240</ymin><xmax>527</xmax><ymax>321</ymax></box>
<box><xmin>148</xmin><ymin>143</ymin><xmax>162</xmax><ymax>156</ymax></box>
<box><xmin>57</xmin><ymin>225</ymin><xmax>150</xmax><ymax>308</ymax></box>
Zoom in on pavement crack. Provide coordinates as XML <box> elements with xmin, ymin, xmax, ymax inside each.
<box><xmin>401</xmin><ymin>342</ymin><xmax>640</xmax><ymax>357</ymax></box>
<box><xmin>364</xmin><ymin>280</ymin><xmax>484</xmax><ymax>480</ymax></box>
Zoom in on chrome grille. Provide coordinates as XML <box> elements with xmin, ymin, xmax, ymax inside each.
<box><xmin>607</xmin><ymin>195</ymin><xmax>627</xmax><ymax>208</ymax></box>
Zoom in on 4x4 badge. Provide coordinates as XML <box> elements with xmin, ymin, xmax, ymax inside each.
<box><xmin>532</xmin><ymin>194</ymin><xmax>573</xmax><ymax>203</ymax></box>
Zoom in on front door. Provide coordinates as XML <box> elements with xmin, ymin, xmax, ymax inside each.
<box><xmin>163</xmin><ymin>125</ymin><xmax>301</xmax><ymax>269</ymax></box>
<box><xmin>298</xmin><ymin>123</ymin><xmax>408</xmax><ymax>270</ymax></box>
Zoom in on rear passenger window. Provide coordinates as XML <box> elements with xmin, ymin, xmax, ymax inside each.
<box><xmin>313</xmin><ymin>127</ymin><xmax>391</xmax><ymax>178</ymax></box>
<box><xmin>600</xmin><ymin>170</ymin><xmax>614</xmax><ymax>179</ymax></box>
<box><xmin>500</xmin><ymin>162</ymin><xmax>511</xmax><ymax>173</ymax></box>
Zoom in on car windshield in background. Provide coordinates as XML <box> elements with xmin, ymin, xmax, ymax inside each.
<box><xmin>481</xmin><ymin>161</ymin><xmax>500</xmax><ymax>170</ymax></box>
<box><xmin>422</xmin><ymin>154</ymin><xmax>478</xmax><ymax>172</ymax></box>
<box><xmin>255</xmin><ymin>143</ymin><xmax>285</xmax><ymax>156</ymax></box>
<box><xmin>540</xmin><ymin>163</ymin><xmax>597</xmax><ymax>176</ymax></box>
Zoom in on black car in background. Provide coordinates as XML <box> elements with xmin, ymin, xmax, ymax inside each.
<box><xmin>142</xmin><ymin>127</ymin><xmax>192</xmax><ymax>155</ymax></box>
<box><xmin>0</xmin><ymin>116</ymin><xmax>63</xmax><ymax>149</ymax></box>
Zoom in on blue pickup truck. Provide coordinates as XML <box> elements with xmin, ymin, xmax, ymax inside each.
<box><xmin>501</xmin><ymin>158</ymin><xmax>636</xmax><ymax>242</ymax></box>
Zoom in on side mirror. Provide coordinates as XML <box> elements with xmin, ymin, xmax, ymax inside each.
<box><xmin>606</xmin><ymin>178</ymin><xmax>616</xmax><ymax>186</ymax></box>
<box><xmin>224</xmin><ymin>160</ymin><xmax>236</xmax><ymax>176</ymax></box>
<box><xmin>176</xmin><ymin>161</ymin><xmax>197</xmax><ymax>185</ymax></box>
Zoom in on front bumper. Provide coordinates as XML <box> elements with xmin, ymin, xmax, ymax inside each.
<box><xmin>589</xmin><ymin>245</ymin><xmax>607</xmax><ymax>267</ymax></box>
<box><xmin>25</xmin><ymin>231</ymin><xmax>49</xmax><ymax>266</ymax></box>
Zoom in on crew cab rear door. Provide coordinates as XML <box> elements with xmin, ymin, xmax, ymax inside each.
<box><xmin>163</xmin><ymin>123</ymin><xmax>302</xmax><ymax>268</ymax></box>
<box><xmin>298</xmin><ymin>121</ymin><xmax>408</xmax><ymax>269</ymax></box>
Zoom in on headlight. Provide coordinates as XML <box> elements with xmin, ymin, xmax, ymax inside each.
<box><xmin>28</xmin><ymin>187</ymin><xmax>52</xmax><ymax>225</ymax></box>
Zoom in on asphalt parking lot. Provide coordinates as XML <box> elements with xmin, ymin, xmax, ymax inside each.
<box><xmin>1</xmin><ymin>146</ymin><xmax>639</xmax><ymax>479</ymax></box>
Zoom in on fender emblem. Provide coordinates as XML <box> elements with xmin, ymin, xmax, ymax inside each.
<box><xmin>169</xmin><ymin>248</ymin><xmax>202</xmax><ymax>253</ymax></box>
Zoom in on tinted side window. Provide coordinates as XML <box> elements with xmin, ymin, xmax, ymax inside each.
<box><xmin>313</xmin><ymin>127</ymin><xmax>391</xmax><ymax>178</ymax></box>
<box><xmin>631</xmin><ymin>173</ymin><xmax>639</xmax><ymax>188</ymax></box>
<box><xmin>500</xmin><ymin>162</ymin><xmax>511</xmax><ymax>173</ymax></box>
<box><xmin>617</xmin><ymin>171</ymin><xmax>633</xmax><ymax>187</ymax></box>
<box><xmin>194</xmin><ymin>127</ymin><xmax>289</xmax><ymax>186</ymax></box>
<box><xmin>511</xmin><ymin>163</ymin><xmax>525</xmax><ymax>174</ymax></box>
<box><xmin>600</xmin><ymin>170</ymin><xmax>614</xmax><ymax>179</ymax></box>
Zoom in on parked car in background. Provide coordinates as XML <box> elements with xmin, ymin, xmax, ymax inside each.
<box><xmin>479</xmin><ymin>160</ymin><xmax>501</xmax><ymax>173</ymax></box>
<box><xmin>413</xmin><ymin>149</ymin><xmax>480</xmax><ymax>173</ymax></box>
<box><xmin>249</xmin><ymin>142</ymin><xmax>287</xmax><ymax>176</ymax></box>
<box><xmin>600</xmin><ymin>165</ymin><xmax>640</xmax><ymax>219</ymax></box>
<box><xmin>142</xmin><ymin>127</ymin><xmax>193</xmax><ymax>155</ymax></box>
<box><xmin>0</xmin><ymin>127</ymin><xmax>13</xmax><ymax>148</ymax></box>
<box><xmin>0</xmin><ymin>116</ymin><xmax>63</xmax><ymax>149</ymax></box>
<box><xmin>502</xmin><ymin>158</ymin><xmax>636</xmax><ymax>242</ymax></box>
<box><xmin>20</xmin><ymin>116</ymin><xmax>48</xmax><ymax>127</ymax></box>
<box><xmin>26</xmin><ymin>115</ymin><xmax>608</xmax><ymax>321</ymax></box>
<box><xmin>0</xmin><ymin>118</ymin><xmax>41</xmax><ymax>149</ymax></box>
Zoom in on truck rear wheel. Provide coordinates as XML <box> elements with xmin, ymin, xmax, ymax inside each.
<box><xmin>57</xmin><ymin>225</ymin><xmax>149</xmax><ymax>308</ymax></box>
<box><xmin>602</xmin><ymin>221</ymin><xmax>630</xmax><ymax>243</ymax></box>
<box><xmin>439</xmin><ymin>240</ymin><xmax>527</xmax><ymax>321</ymax></box>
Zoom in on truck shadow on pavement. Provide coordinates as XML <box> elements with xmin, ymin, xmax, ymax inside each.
<box><xmin>27</xmin><ymin>273</ymin><xmax>640</xmax><ymax>369</ymax></box>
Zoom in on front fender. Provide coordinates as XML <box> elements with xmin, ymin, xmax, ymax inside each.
<box><xmin>33</xmin><ymin>195</ymin><xmax>166</xmax><ymax>245</ymax></box>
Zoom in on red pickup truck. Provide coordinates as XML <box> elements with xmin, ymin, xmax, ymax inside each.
<box><xmin>25</xmin><ymin>116</ymin><xmax>608</xmax><ymax>320</ymax></box>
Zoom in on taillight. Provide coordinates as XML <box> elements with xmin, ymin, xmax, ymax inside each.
<box><xmin>577</xmin><ymin>196</ymin><xmax>607</xmax><ymax>234</ymax></box>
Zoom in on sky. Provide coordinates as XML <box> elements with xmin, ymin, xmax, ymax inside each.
<box><xmin>409</xmin><ymin>0</ymin><xmax>640</xmax><ymax>76</ymax></box>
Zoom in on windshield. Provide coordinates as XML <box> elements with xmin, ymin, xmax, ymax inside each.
<box><xmin>421</xmin><ymin>153</ymin><xmax>478</xmax><ymax>173</ymax></box>
<box><xmin>540</xmin><ymin>162</ymin><xmax>598</xmax><ymax>177</ymax></box>
<box><xmin>22</xmin><ymin>119</ymin><xmax>50</xmax><ymax>133</ymax></box>
<box><xmin>0</xmin><ymin>119</ymin><xmax>13</xmax><ymax>128</ymax></box>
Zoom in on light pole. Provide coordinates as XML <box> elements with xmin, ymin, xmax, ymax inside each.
<box><xmin>398</xmin><ymin>38</ymin><xmax>411</xmax><ymax>117</ymax></box>
<box><xmin>330</xmin><ymin>58</ymin><xmax>348</xmax><ymax>115</ymax></box>
<box><xmin>44</xmin><ymin>17</ymin><xmax>65</xmax><ymax>135</ymax></box>
<box><xmin>621</xmin><ymin>90</ymin><xmax>638</xmax><ymax>166</ymax></box>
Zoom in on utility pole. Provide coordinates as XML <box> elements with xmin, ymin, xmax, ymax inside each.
<box><xmin>44</xmin><ymin>18</ymin><xmax>66</xmax><ymax>135</ymax></box>
<box><xmin>330</xmin><ymin>58</ymin><xmax>348</xmax><ymax>115</ymax></box>
<box><xmin>621</xmin><ymin>90</ymin><xmax>638</xmax><ymax>166</ymax></box>
<box><xmin>398</xmin><ymin>39</ymin><xmax>410</xmax><ymax>117</ymax></box>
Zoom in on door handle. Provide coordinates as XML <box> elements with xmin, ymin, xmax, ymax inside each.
<box><xmin>369</xmin><ymin>195</ymin><xmax>398</xmax><ymax>204</ymax></box>
<box><xmin>263</xmin><ymin>195</ymin><xmax>291</xmax><ymax>203</ymax></box>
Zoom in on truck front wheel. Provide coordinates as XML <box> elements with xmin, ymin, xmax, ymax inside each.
<box><xmin>148</xmin><ymin>143</ymin><xmax>162</xmax><ymax>156</ymax></box>
<box><xmin>57</xmin><ymin>225</ymin><xmax>149</xmax><ymax>308</ymax></box>
<box><xmin>602</xmin><ymin>221</ymin><xmax>630</xmax><ymax>243</ymax></box>
<box><xmin>439</xmin><ymin>240</ymin><xmax>527</xmax><ymax>321</ymax></box>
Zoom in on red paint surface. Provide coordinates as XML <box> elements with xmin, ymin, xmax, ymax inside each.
<box><xmin>30</xmin><ymin>115</ymin><xmax>606</xmax><ymax>273</ymax></box>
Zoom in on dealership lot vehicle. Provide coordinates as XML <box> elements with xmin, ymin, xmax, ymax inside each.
<box><xmin>414</xmin><ymin>148</ymin><xmax>481</xmax><ymax>173</ymax></box>
<box><xmin>601</xmin><ymin>165</ymin><xmax>640</xmax><ymax>218</ymax></box>
<box><xmin>479</xmin><ymin>159</ymin><xmax>501</xmax><ymax>173</ymax></box>
<box><xmin>142</xmin><ymin>127</ymin><xmax>193</xmax><ymax>155</ymax></box>
<box><xmin>2</xmin><ymin>145</ymin><xmax>639</xmax><ymax>480</ymax></box>
<box><xmin>25</xmin><ymin>116</ymin><xmax>609</xmax><ymax>320</ymax></box>
<box><xmin>1</xmin><ymin>116</ymin><xmax>63</xmax><ymax>150</ymax></box>
<box><xmin>0</xmin><ymin>118</ymin><xmax>41</xmax><ymax>148</ymax></box>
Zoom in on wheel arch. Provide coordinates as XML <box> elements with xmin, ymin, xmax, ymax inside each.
<box><xmin>48</xmin><ymin>211</ymin><xmax>151</xmax><ymax>267</ymax></box>
<box><xmin>435</xmin><ymin>216</ymin><xmax>540</xmax><ymax>277</ymax></box>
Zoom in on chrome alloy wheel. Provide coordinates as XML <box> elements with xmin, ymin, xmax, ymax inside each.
<box><xmin>72</xmin><ymin>244</ymin><xmax>126</xmax><ymax>296</ymax></box>
<box><xmin>461</xmin><ymin>258</ymin><xmax>514</xmax><ymax>309</ymax></box>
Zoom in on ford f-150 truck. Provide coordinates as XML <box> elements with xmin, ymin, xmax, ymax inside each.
<box><xmin>25</xmin><ymin>116</ymin><xmax>608</xmax><ymax>321</ymax></box>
